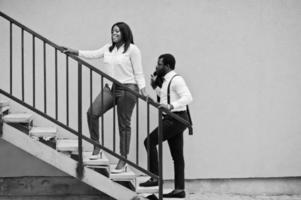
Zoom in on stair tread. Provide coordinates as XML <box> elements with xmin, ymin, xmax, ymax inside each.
<box><xmin>109</xmin><ymin>164</ymin><xmax>136</xmax><ymax>181</ymax></box>
<box><xmin>29</xmin><ymin>127</ymin><xmax>57</xmax><ymax>137</ymax></box>
<box><xmin>135</xmin><ymin>176</ymin><xmax>159</xmax><ymax>194</ymax></box>
<box><xmin>0</xmin><ymin>100</ymin><xmax>9</xmax><ymax>107</ymax></box>
<box><xmin>83</xmin><ymin>152</ymin><xmax>110</xmax><ymax>166</ymax></box>
<box><xmin>0</xmin><ymin>105</ymin><xmax>9</xmax><ymax>113</ymax></box>
<box><xmin>3</xmin><ymin>113</ymin><xmax>33</xmax><ymax>123</ymax></box>
<box><xmin>56</xmin><ymin>139</ymin><xmax>78</xmax><ymax>151</ymax></box>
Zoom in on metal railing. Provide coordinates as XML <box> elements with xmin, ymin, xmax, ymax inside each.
<box><xmin>0</xmin><ymin>11</ymin><xmax>191</xmax><ymax>200</ymax></box>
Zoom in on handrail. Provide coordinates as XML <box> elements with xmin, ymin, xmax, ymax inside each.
<box><xmin>0</xmin><ymin>11</ymin><xmax>191</xmax><ymax>128</ymax></box>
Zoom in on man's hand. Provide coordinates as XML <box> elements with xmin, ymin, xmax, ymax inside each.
<box><xmin>158</xmin><ymin>104</ymin><xmax>173</xmax><ymax>110</ymax></box>
<box><xmin>150</xmin><ymin>74</ymin><xmax>157</xmax><ymax>89</ymax></box>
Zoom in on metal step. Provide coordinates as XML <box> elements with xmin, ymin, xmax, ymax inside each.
<box><xmin>3</xmin><ymin>113</ymin><xmax>33</xmax><ymax>123</ymax></box>
<box><xmin>29</xmin><ymin>127</ymin><xmax>57</xmax><ymax>138</ymax></box>
<box><xmin>0</xmin><ymin>105</ymin><xmax>9</xmax><ymax>114</ymax></box>
<box><xmin>56</xmin><ymin>139</ymin><xmax>78</xmax><ymax>152</ymax></box>
<box><xmin>83</xmin><ymin>151</ymin><xmax>110</xmax><ymax>166</ymax></box>
<box><xmin>0</xmin><ymin>100</ymin><xmax>9</xmax><ymax>107</ymax></box>
<box><xmin>109</xmin><ymin>164</ymin><xmax>136</xmax><ymax>181</ymax></box>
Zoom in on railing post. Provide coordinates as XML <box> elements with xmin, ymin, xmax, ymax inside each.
<box><xmin>147</xmin><ymin>102</ymin><xmax>150</xmax><ymax>170</ymax></box>
<box><xmin>66</xmin><ymin>55</ymin><xmax>69</xmax><ymax>126</ymax></box>
<box><xmin>136</xmin><ymin>98</ymin><xmax>139</xmax><ymax>164</ymax></box>
<box><xmin>77</xmin><ymin>63</ymin><xmax>84</xmax><ymax>179</ymax></box>
<box><xmin>113</xmin><ymin>85</ymin><xmax>116</xmax><ymax>153</ymax></box>
<box><xmin>21</xmin><ymin>28</ymin><xmax>24</xmax><ymax>101</ymax></box>
<box><xmin>0</xmin><ymin>107</ymin><xmax>3</xmax><ymax>137</ymax></box>
<box><xmin>158</xmin><ymin>109</ymin><xmax>163</xmax><ymax>200</ymax></box>
<box><xmin>101</xmin><ymin>76</ymin><xmax>104</xmax><ymax>146</ymax></box>
<box><xmin>9</xmin><ymin>22</ymin><xmax>12</xmax><ymax>95</ymax></box>
<box><xmin>32</xmin><ymin>35</ymin><xmax>35</xmax><ymax>107</ymax></box>
<box><xmin>55</xmin><ymin>48</ymin><xmax>58</xmax><ymax>120</ymax></box>
<box><xmin>43</xmin><ymin>41</ymin><xmax>47</xmax><ymax>113</ymax></box>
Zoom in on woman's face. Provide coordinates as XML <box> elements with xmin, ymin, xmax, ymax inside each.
<box><xmin>111</xmin><ymin>25</ymin><xmax>122</xmax><ymax>44</ymax></box>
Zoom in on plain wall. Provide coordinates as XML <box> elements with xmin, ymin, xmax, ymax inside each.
<box><xmin>0</xmin><ymin>139</ymin><xmax>66</xmax><ymax>177</ymax></box>
<box><xmin>1</xmin><ymin>0</ymin><xmax>301</xmax><ymax>179</ymax></box>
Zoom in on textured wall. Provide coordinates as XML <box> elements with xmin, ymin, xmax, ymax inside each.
<box><xmin>1</xmin><ymin>0</ymin><xmax>301</xmax><ymax>179</ymax></box>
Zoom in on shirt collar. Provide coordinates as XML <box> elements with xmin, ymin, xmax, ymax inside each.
<box><xmin>164</xmin><ymin>70</ymin><xmax>177</xmax><ymax>82</ymax></box>
<box><xmin>113</xmin><ymin>43</ymin><xmax>125</xmax><ymax>52</ymax></box>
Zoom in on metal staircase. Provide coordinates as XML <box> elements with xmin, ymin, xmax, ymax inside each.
<box><xmin>0</xmin><ymin>11</ymin><xmax>191</xmax><ymax>200</ymax></box>
<box><xmin>0</xmin><ymin>99</ymin><xmax>157</xmax><ymax>199</ymax></box>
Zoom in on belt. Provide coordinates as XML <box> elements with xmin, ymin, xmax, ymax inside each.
<box><xmin>163</xmin><ymin>110</ymin><xmax>187</xmax><ymax>117</ymax></box>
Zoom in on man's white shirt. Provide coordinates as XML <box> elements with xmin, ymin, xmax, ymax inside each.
<box><xmin>157</xmin><ymin>71</ymin><xmax>193</xmax><ymax>112</ymax></box>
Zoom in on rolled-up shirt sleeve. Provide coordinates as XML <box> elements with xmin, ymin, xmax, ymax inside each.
<box><xmin>78</xmin><ymin>44</ymin><xmax>108</xmax><ymax>59</ymax></box>
<box><xmin>171</xmin><ymin>76</ymin><xmax>193</xmax><ymax>109</ymax></box>
<box><xmin>130</xmin><ymin>45</ymin><xmax>146</xmax><ymax>89</ymax></box>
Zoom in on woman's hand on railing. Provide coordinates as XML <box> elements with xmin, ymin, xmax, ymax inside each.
<box><xmin>140</xmin><ymin>87</ymin><xmax>150</xmax><ymax>101</ymax></box>
<box><xmin>140</xmin><ymin>87</ymin><xmax>148</xmax><ymax>96</ymax></box>
<box><xmin>60</xmin><ymin>46</ymin><xmax>79</xmax><ymax>56</ymax></box>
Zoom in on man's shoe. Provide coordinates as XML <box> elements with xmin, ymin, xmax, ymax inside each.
<box><xmin>139</xmin><ymin>178</ymin><xmax>158</xmax><ymax>187</ymax></box>
<box><xmin>146</xmin><ymin>194</ymin><xmax>159</xmax><ymax>200</ymax></box>
<box><xmin>162</xmin><ymin>190</ymin><xmax>185</xmax><ymax>198</ymax></box>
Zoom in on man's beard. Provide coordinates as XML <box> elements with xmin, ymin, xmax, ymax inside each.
<box><xmin>155</xmin><ymin>69</ymin><xmax>165</xmax><ymax>77</ymax></box>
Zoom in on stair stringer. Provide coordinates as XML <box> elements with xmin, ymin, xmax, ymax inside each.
<box><xmin>2</xmin><ymin>123</ymin><xmax>137</xmax><ymax>200</ymax></box>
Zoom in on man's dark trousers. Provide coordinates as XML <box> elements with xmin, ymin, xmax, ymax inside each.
<box><xmin>144</xmin><ymin>111</ymin><xmax>188</xmax><ymax>189</ymax></box>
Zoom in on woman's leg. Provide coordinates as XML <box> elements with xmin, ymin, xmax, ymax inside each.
<box><xmin>87</xmin><ymin>86</ymin><xmax>115</xmax><ymax>154</ymax></box>
<box><xmin>116</xmin><ymin>84</ymin><xmax>138</xmax><ymax>168</ymax></box>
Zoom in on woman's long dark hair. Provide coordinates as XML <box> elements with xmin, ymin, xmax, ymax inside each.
<box><xmin>109</xmin><ymin>22</ymin><xmax>134</xmax><ymax>53</ymax></box>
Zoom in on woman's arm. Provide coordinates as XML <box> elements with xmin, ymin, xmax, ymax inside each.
<box><xmin>130</xmin><ymin>45</ymin><xmax>146</xmax><ymax>91</ymax></box>
<box><xmin>79</xmin><ymin>44</ymin><xmax>108</xmax><ymax>59</ymax></box>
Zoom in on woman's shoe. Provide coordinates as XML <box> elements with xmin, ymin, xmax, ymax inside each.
<box><xmin>88</xmin><ymin>151</ymin><xmax>102</xmax><ymax>160</ymax></box>
<box><xmin>111</xmin><ymin>164</ymin><xmax>127</xmax><ymax>173</ymax></box>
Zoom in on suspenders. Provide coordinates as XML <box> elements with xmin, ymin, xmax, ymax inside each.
<box><xmin>167</xmin><ymin>75</ymin><xmax>193</xmax><ymax>135</ymax></box>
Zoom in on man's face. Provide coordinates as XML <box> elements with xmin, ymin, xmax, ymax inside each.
<box><xmin>156</xmin><ymin>58</ymin><xmax>165</xmax><ymax>77</ymax></box>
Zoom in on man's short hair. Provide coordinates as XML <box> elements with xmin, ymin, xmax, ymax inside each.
<box><xmin>159</xmin><ymin>53</ymin><xmax>176</xmax><ymax>70</ymax></box>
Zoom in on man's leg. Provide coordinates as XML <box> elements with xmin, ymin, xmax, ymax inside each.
<box><xmin>162</xmin><ymin>113</ymin><xmax>188</xmax><ymax>198</ymax></box>
<box><xmin>168</xmin><ymin>132</ymin><xmax>184</xmax><ymax>190</ymax></box>
<box><xmin>144</xmin><ymin>118</ymin><xmax>175</xmax><ymax>175</ymax></box>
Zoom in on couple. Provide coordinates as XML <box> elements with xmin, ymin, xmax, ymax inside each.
<box><xmin>63</xmin><ymin>22</ymin><xmax>193</xmax><ymax>198</ymax></box>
